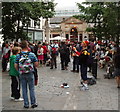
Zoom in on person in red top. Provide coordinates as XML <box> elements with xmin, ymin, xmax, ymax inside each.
<box><xmin>42</xmin><ymin>42</ymin><xmax>49</xmax><ymax>64</ymax></box>
<box><xmin>2</xmin><ymin>42</ymin><xmax>11</xmax><ymax>72</ymax></box>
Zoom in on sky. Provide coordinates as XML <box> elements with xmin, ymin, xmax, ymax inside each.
<box><xmin>54</xmin><ymin>0</ymin><xmax>85</xmax><ymax>10</ymax></box>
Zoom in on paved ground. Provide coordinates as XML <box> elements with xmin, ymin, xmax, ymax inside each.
<box><xmin>1</xmin><ymin>57</ymin><xmax>119</xmax><ymax>110</ymax></box>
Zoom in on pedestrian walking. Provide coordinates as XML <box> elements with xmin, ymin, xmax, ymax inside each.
<box><xmin>15</xmin><ymin>41</ymin><xmax>38</xmax><ymax>108</ymax></box>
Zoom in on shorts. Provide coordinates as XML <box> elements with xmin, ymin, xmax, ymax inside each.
<box><xmin>114</xmin><ymin>68</ymin><xmax>120</xmax><ymax>77</ymax></box>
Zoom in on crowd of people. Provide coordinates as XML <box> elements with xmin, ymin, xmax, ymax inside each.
<box><xmin>1</xmin><ymin>39</ymin><xmax>120</xmax><ymax>108</ymax></box>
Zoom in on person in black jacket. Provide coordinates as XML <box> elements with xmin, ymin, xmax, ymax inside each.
<box><xmin>73</xmin><ymin>41</ymin><xmax>90</xmax><ymax>90</ymax></box>
<box><xmin>113</xmin><ymin>47</ymin><xmax>120</xmax><ymax>88</ymax></box>
<box><xmin>50</xmin><ymin>45</ymin><xmax>57</xmax><ymax>69</ymax></box>
<box><xmin>59</xmin><ymin>42</ymin><xmax>70</xmax><ymax>70</ymax></box>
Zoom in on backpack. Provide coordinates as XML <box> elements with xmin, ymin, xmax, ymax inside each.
<box><xmin>50</xmin><ymin>45</ymin><xmax>57</xmax><ymax>55</ymax></box>
<box><xmin>87</xmin><ymin>77</ymin><xmax>96</xmax><ymax>85</ymax></box>
<box><xmin>52</xmin><ymin>47</ymin><xmax>57</xmax><ymax>54</ymax></box>
<box><xmin>19</xmin><ymin>52</ymin><xmax>34</xmax><ymax>74</ymax></box>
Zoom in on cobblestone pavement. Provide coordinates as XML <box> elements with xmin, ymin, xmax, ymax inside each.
<box><xmin>1</xmin><ymin>57</ymin><xmax>119</xmax><ymax>110</ymax></box>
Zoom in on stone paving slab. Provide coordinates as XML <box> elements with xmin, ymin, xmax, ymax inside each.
<box><xmin>1</xmin><ymin>58</ymin><xmax>119</xmax><ymax>110</ymax></box>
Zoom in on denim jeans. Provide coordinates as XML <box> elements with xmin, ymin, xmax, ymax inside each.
<box><xmin>20</xmin><ymin>72</ymin><xmax>36</xmax><ymax>107</ymax></box>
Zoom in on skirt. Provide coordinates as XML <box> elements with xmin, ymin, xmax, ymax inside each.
<box><xmin>38</xmin><ymin>55</ymin><xmax>44</xmax><ymax>61</ymax></box>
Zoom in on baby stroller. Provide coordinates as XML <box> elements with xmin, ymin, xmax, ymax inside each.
<box><xmin>46</xmin><ymin>55</ymin><xmax>51</xmax><ymax>67</ymax></box>
<box><xmin>104</xmin><ymin>58</ymin><xmax>115</xmax><ymax>79</ymax></box>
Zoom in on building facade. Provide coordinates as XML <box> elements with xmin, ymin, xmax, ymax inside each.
<box><xmin>23</xmin><ymin>17</ymin><xmax>44</xmax><ymax>43</ymax></box>
<box><xmin>50</xmin><ymin>16</ymin><xmax>91</xmax><ymax>42</ymax></box>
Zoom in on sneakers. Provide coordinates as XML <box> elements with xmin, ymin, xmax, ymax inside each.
<box><xmin>117</xmin><ymin>86</ymin><xmax>120</xmax><ymax>88</ymax></box>
<box><xmin>80</xmin><ymin>83</ymin><xmax>89</xmax><ymax>91</ymax></box>
<box><xmin>71</xmin><ymin>70</ymin><xmax>75</xmax><ymax>72</ymax></box>
<box><xmin>61</xmin><ymin>68</ymin><xmax>65</xmax><ymax>70</ymax></box>
<box><xmin>24</xmin><ymin>104</ymin><xmax>38</xmax><ymax>108</ymax></box>
<box><xmin>80</xmin><ymin>86</ymin><xmax>89</xmax><ymax>90</ymax></box>
<box><xmin>14</xmin><ymin>98</ymin><xmax>24</xmax><ymax>102</ymax></box>
<box><xmin>31</xmin><ymin>104</ymin><xmax>38</xmax><ymax>108</ymax></box>
<box><xmin>24</xmin><ymin>106</ymin><xmax>29</xmax><ymax>109</ymax></box>
<box><xmin>80</xmin><ymin>86</ymin><xmax>86</xmax><ymax>90</ymax></box>
<box><xmin>10</xmin><ymin>97</ymin><xmax>15</xmax><ymax>100</ymax></box>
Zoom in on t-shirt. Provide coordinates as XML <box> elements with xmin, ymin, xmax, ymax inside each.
<box><xmin>9</xmin><ymin>55</ymin><xmax>19</xmax><ymax>76</ymax></box>
<box><xmin>42</xmin><ymin>46</ymin><xmax>48</xmax><ymax>54</ymax></box>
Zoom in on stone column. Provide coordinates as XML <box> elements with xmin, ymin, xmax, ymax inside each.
<box><xmin>45</xmin><ymin>18</ymin><xmax>50</xmax><ymax>43</ymax></box>
<box><xmin>61</xmin><ymin>31</ymin><xmax>65</xmax><ymax>38</ymax></box>
<box><xmin>42</xmin><ymin>29</ymin><xmax>45</xmax><ymax>42</ymax></box>
<box><xmin>69</xmin><ymin>33</ymin><xmax>70</xmax><ymax>40</ymax></box>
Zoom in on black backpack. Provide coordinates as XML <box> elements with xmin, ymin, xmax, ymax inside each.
<box><xmin>87</xmin><ymin>77</ymin><xmax>96</xmax><ymax>85</ymax></box>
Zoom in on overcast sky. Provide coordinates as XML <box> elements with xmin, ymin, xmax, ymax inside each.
<box><xmin>54</xmin><ymin>0</ymin><xmax>85</xmax><ymax>10</ymax></box>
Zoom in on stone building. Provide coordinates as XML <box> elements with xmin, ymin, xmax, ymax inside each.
<box><xmin>50</xmin><ymin>16</ymin><xmax>92</xmax><ymax>42</ymax></box>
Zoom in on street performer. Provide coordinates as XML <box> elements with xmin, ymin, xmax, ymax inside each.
<box><xmin>73</xmin><ymin>41</ymin><xmax>90</xmax><ymax>90</ymax></box>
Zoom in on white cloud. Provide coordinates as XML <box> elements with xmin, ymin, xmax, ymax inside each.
<box><xmin>54</xmin><ymin>0</ymin><xmax>85</xmax><ymax>10</ymax></box>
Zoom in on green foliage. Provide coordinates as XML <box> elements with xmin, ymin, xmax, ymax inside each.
<box><xmin>75</xmin><ymin>2</ymin><xmax>120</xmax><ymax>42</ymax></box>
<box><xmin>2</xmin><ymin>2</ymin><xmax>55</xmax><ymax>41</ymax></box>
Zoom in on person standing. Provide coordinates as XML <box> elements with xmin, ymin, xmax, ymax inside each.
<box><xmin>9</xmin><ymin>47</ymin><xmax>23</xmax><ymax>101</ymax></box>
<box><xmin>15</xmin><ymin>41</ymin><xmax>38</xmax><ymax>108</ymax></box>
<box><xmin>59</xmin><ymin>42</ymin><xmax>69</xmax><ymax>70</ymax></box>
<box><xmin>113</xmin><ymin>47</ymin><xmax>120</xmax><ymax>88</ymax></box>
<box><xmin>49</xmin><ymin>44</ymin><xmax>57</xmax><ymax>69</ymax></box>
<box><xmin>73</xmin><ymin>41</ymin><xmax>90</xmax><ymax>90</ymax></box>
<box><xmin>37</xmin><ymin>44</ymin><xmax>44</xmax><ymax>66</ymax></box>
<box><xmin>2</xmin><ymin>42</ymin><xmax>11</xmax><ymax>72</ymax></box>
<box><xmin>42</xmin><ymin>42</ymin><xmax>49</xmax><ymax>65</ymax></box>
<box><xmin>71</xmin><ymin>42</ymin><xmax>81</xmax><ymax>73</ymax></box>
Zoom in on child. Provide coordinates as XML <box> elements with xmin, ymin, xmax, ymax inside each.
<box><xmin>9</xmin><ymin>47</ymin><xmax>23</xmax><ymax>101</ymax></box>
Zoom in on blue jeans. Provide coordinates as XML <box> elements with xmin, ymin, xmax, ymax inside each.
<box><xmin>20</xmin><ymin>72</ymin><xmax>36</xmax><ymax>107</ymax></box>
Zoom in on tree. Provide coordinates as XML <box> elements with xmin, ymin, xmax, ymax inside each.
<box><xmin>102</xmin><ymin>2</ymin><xmax>120</xmax><ymax>44</ymax></box>
<box><xmin>2</xmin><ymin>2</ymin><xmax>55</xmax><ymax>41</ymax></box>
<box><xmin>75</xmin><ymin>2</ymin><xmax>120</xmax><ymax>43</ymax></box>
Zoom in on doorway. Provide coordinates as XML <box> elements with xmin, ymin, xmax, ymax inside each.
<box><xmin>70</xmin><ymin>27</ymin><xmax>78</xmax><ymax>42</ymax></box>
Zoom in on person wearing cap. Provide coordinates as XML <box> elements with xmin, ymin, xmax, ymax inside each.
<box><xmin>73</xmin><ymin>41</ymin><xmax>90</xmax><ymax>90</ymax></box>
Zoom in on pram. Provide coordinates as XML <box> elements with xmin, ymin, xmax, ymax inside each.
<box><xmin>104</xmin><ymin>58</ymin><xmax>115</xmax><ymax>79</ymax></box>
<box><xmin>46</xmin><ymin>55</ymin><xmax>51</xmax><ymax>67</ymax></box>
